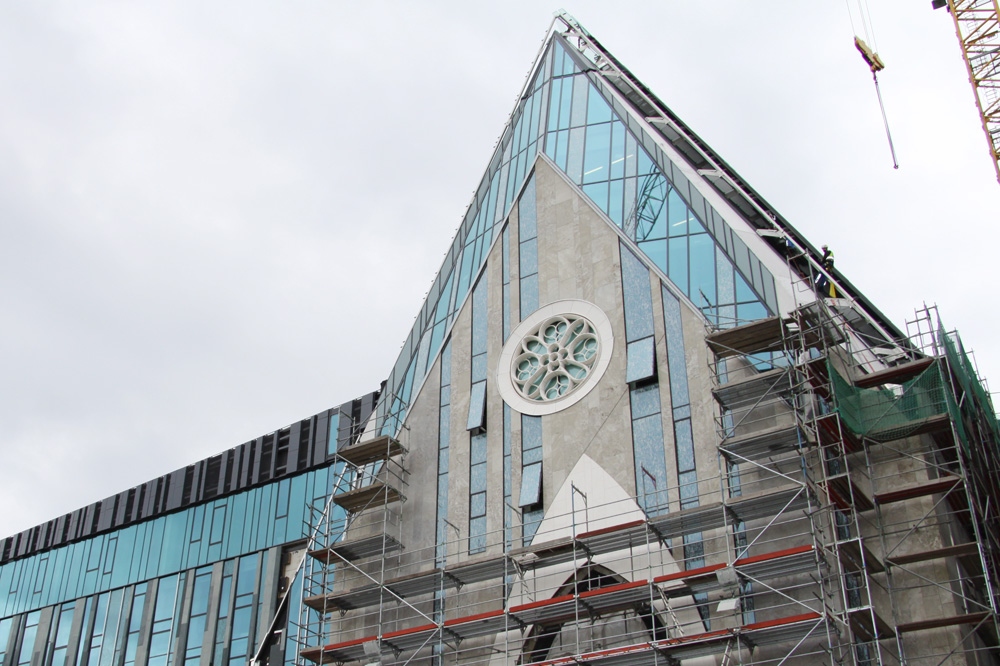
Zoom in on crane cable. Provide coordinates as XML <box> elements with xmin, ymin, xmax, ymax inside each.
<box><xmin>846</xmin><ymin>0</ymin><xmax>899</xmax><ymax>169</ymax></box>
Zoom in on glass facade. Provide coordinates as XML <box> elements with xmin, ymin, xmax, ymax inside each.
<box><xmin>376</xmin><ymin>35</ymin><xmax>777</xmax><ymax>440</ymax></box>
<box><xmin>0</xmin><ymin>550</ymin><xmax>278</xmax><ymax>666</ymax></box>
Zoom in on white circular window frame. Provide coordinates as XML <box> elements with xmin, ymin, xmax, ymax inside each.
<box><xmin>497</xmin><ymin>299</ymin><xmax>615</xmax><ymax>416</ymax></box>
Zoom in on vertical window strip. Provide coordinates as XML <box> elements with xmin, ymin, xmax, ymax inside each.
<box><xmin>620</xmin><ymin>244</ymin><xmax>669</xmax><ymax>514</ymax></box>
<box><xmin>469</xmin><ymin>277</ymin><xmax>488</xmax><ymax>554</ymax></box>
<box><xmin>0</xmin><ymin>616</ymin><xmax>12</xmax><ymax>666</ymax></box>
<box><xmin>503</xmin><ymin>405</ymin><xmax>513</xmax><ymax>550</ymax></box>
<box><xmin>121</xmin><ymin>583</ymin><xmax>147</xmax><ymax>666</ymax></box>
<box><xmin>518</xmin><ymin>175</ymin><xmax>539</xmax><ymax>319</ymax></box>
<box><xmin>502</xmin><ymin>226</ymin><xmax>511</xmax><ymax>342</ymax></box>
<box><xmin>661</xmin><ymin>285</ymin><xmax>709</xmax><ymax>626</ymax></box>
<box><xmin>15</xmin><ymin>610</ymin><xmax>41</xmax><ymax>666</ymax></box>
<box><xmin>435</xmin><ymin>341</ymin><xmax>452</xmax><ymax>566</ymax></box>
<box><xmin>520</xmin><ymin>415</ymin><xmax>544</xmax><ymax>545</ymax></box>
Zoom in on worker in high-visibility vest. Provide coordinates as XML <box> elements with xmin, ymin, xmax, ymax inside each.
<box><xmin>817</xmin><ymin>245</ymin><xmax>837</xmax><ymax>298</ymax></box>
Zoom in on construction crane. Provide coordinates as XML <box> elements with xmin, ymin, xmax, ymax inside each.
<box><xmin>935</xmin><ymin>0</ymin><xmax>1000</xmax><ymax>185</ymax></box>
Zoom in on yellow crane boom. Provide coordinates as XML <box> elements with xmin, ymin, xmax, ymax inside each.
<box><xmin>945</xmin><ymin>0</ymin><xmax>1000</xmax><ymax>184</ymax></box>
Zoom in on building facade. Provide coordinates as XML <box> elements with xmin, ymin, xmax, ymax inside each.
<box><xmin>4</xmin><ymin>13</ymin><xmax>1000</xmax><ymax>666</ymax></box>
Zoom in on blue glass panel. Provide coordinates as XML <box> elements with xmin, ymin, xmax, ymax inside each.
<box><xmin>518</xmin><ymin>175</ymin><xmax>537</xmax><ymax>241</ymax></box>
<box><xmin>661</xmin><ymin>286</ymin><xmax>691</xmax><ymax>408</ymax></box>
<box><xmin>438</xmin><ymin>442</ymin><xmax>450</xmax><ymax>474</ymax></box>
<box><xmin>522</xmin><ymin>446</ymin><xmax>543</xmax><ymax>465</ymax></box>
<box><xmin>570</xmin><ymin>74</ymin><xmax>589</xmax><ymax>127</ymax></box>
<box><xmin>470</xmin><ymin>492</ymin><xmax>487</xmax><ymax>518</ymax></box>
<box><xmin>668</xmin><ymin>189</ymin><xmax>689</xmax><ymax>236</ymax></box>
<box><xmin>519</xmin><ymin>274</ymin><xmax>538</xmax><ymax>318</ymax></box>
<box><xmin>632</xmin><ymin>414</ymin><xmax>668</xmax><ymax>513</ymax></box>
<box><xmin>626</xmin><ymin>337</ymin><xmax>656</xmax><ymax>384</ymax></box>
<box><xmin>472</xmin><ymin>280</ymin><xmax>488</xmax><ymax>356</ymax></box>
<box><xmin>587</xmin><ymin>85</ymin><xmax>613</xmax><ymax>124</ymax></box>
<box><xmin>519</xmin><ymin>238</ymin><xmax>538</xmax><ymax>276</ymax></box>
<box><xmin>610</xmin><ymin>122</ymin><xmax>626</xmax><ymax>179</ymax></box>
<box><xmin>581</xmin><ymin>182</ymin><xmax>608</xmax><ymax>212</ymax></box>
<box><xmin>502</xmin><ymin>283</ymin><xmax>511</xmax><ymax>342</ymax></box>
<box><xmin>738</xmin><ymin>301</ymin><xmax>768</xmax><ymax>322</ymax></box>
<box><xmin>567</xmin><ymin>127</ymin><xmax>585</xmax><ymax>182</ymax></box>
<box><xmin>608</xmin><ymin>179</ymin><xmax>624</xmax><ymax>226</ymax></box>
<box><xmin>690</xmin><ymin>233</ymin><xmax>716</xmax><ymax>308</ymax></box>
<box><xmin>637</xmin><ymin>239</ymin><xmax>666</xmax><ymax>275</ymax></box>
<box><xmin>558</xmin><ymin>76</ymin><xmax>573</xmax><ymax>129</ymax></box>
<box><xmin>675</xmin><ymin>419</ymin><xmax>696</xmax><ymax>473</ymax></box>
<box><xmin>521</xmin><ymin>415</ymin><xmax>543</xmax><ymax>451</ymax></box>
<box><xmin>546</xmin><ymin>78</ymin><xmax>562</xmax><ymax>132</ymax></box>
<box><xmin>466</xmin><ymin>382</ymin><xmax>487</xmax><ymax>432</ymax></box>
<box><xmin>735</xmin><ymin>272</ymin><xmax>756</xmax><ymax>303</ymax></box>
<box><xmin>583</xmin><ymin>122</ymin><xmax>611</xmax><ymax>184</ymax></box>
<box><xmin>519</xmin><ymin>462</ymin><xmax>543</xmax><ymax>508</ymax></box>
<box><xmin>630</xmin><ymin>384</ymin><xmax>660</xmax><ymax>420</ymax></box>
<box><xmin>556</xmin><ymin>129</ymin><xmax>569</xmax><ymax>170</ymax></box>
<box><xmin>679</xmin><ymin>470</ymin><xmax>700</xmax><ymax>508</ymax></box>
<box><xmin>470</xmin><ymin>462</ymin><xmax>487</xmax><ymax>492</ymax></box>
<box><xmin>668</xmin><ymin>235</ymin><xmax>688</xmax><ymax>294</ymax></box>
<box><xmin>620</xmin><ymin>244</ymin><xmax>654</xmax><ymax>342</ymax></box>
<box><xmin>471</xmin><ymin>433</ymin><xmax>488</xmax><ymax>465</ymax></box>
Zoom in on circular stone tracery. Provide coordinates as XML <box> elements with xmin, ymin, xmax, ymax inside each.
<box><xmin>512</xmin><ymin>315</ymin><xmax>599</xmax><ymax>402</ymax></box>
<box><xmin>497</xmin><ymin>300</ymin><xmax>614</xmax><ymax>416</ymax></box>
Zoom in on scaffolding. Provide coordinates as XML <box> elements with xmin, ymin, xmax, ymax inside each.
<box><xmin>282</xmin><ymin>270</ymin><xmax>1000</xmax><ymax>666</ymax></box>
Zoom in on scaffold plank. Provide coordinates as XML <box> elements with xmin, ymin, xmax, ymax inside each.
<box><xmin>727</xmin><ymin>486</ymin><xmax>811</xmax><ymax>523</ymax></box>
<box><xmin>331</xmin><ymin>482</ymin><xmax>403</xmax><ymax>513</ymax></box>
<box><xmin>825</xmin><ymin>474</ymin><xmax>875</xmax><ymax>512</ymax></box>
<box><xmin>867</xmin><ymin>413</ymin><xmax>952</xmax><ymax>441</ymax></box>
<box><xmin>446</xmin><ymin>554</ymin><xmax>510</xmax><ymax>586</ymax></box>
<box><xmin>706</xmin><ymin>316</ymin><xmax>786</xmax><ymax>358</ymax></box>
<box><xmin>720</xmin><ymin>423</ymin><xmax>812</xmax><ymax>462</ymax></box>
<box><xmin>381</xmin><ymin>623</ymin><xmax>437</xmax><ymax>653</ymax></box>
<box><xmin>444</xmin><ymin>609</ymin><xmax>511</xmax><ymax>640</ymax></box>
<box><xmin>509</xmin><ymin>594</ymin><xmax>577</xmax><ymax>625</ymax></box>
<box><xmin>648</xmin><ymin>503</ymin><xmax>727</xmax><ymax>540</ymax></box>
<box><xmin>873</xmin><ymin>476</ymin><xmax>961</xmax><ymax>505</ymax></box>
<box><xmin>654</xmin><ymin>629</ymin><xmax>734</xmax><ymax>660</ymax></box>
<box><xmin>837</xmin><ymin>538</ymin><xmax>884</xmax><ymax>574</ymax></box>
<box><xmin>896</xmin><ymin>611</ymin><xmax>991</xmax><ymax>634</ymax></box>
<box><xmin>849</xmin><ymin>607</ymin><xmax>894</xmax><ymax>642</ymax></box>
<box><xmin>510</xmin><ymin>536</ymin><xmax>577</xmax><ymax>569</ymax></box>
<box><xmin>335</xmin><ymin>435</ymin><xmax>405</xmax><ymax>466</ymax></box>
<box><xmin>578</xmin><ymin>580</ymin><xmax>652</xmax><ymax>615</ymax></box>
<box><xmin>885</xmin><ymin>542</ymin><xmax>980</xmax><ymax>567</ymax></box>
<box><xmin>655</xmin><ymin>563</ymin><xmax>725</xmax><ymax>597</ymax></box>
<box><xmin>300</xmin><ymin>636</ymin><xmax>375</xmax><ymax>664</ymax></box>
<box><xmin>742</xmin><ymin>612</ymin><xmax>824</xmax><ymax>646</ymax></box>
<box><xmin>577</xmin><ymin>519</ymin><xmax>653</xmax><ymax>553</ymax></box>
<box><xmin>713</xmin><ymin>367</ymin><xmax>793</xmax><ymax>409</ymax></box>
<box><xmin>308</xmin><ymin>534</ymin><xmax>403</xmax><ymax>564</ymax></box>
<box><xmin>736</xmin><ymin>544</ymin><xmax>818</xmax><ymax>579</ymax></box>
<box><xmin>854</xmin><ymin>357</ymin><xmax>934</xmax><ymax>388</ymax></box>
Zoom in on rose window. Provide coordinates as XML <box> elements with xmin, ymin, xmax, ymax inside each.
<box><xmin>511</xmin><ymin>315</ymin><xmax>600</xmax><ymax>402</ymax></box>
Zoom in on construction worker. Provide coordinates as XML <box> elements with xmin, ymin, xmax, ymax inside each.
<box><xmin>816</xmin><ymin>245</ymin><xmax>837</xmax><ymax>298</ymax></box>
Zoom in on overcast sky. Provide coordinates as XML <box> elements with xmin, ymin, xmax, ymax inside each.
<box><xmin>1</xmin><ymin>1</ymin><xmax>996</xmax><ymax>540</ymax></box>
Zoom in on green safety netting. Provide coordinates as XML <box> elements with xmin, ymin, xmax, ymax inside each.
<box><xmin>827</xmin><ymin>360</ymin><xmax>953</xmax><ymax>443</ymax></box>
<box><xmin>937</xmin><ymin>322</ymin><xmax>1000</xmax><ymax>446</ymax></box>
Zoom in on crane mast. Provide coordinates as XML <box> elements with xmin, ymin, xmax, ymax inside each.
<box><xmin>945</xmin><ymin>0</ymin><xmax>1000</xmax><ymax>184</ymax></box>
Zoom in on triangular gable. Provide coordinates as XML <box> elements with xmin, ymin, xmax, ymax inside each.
<box><xmin>376</xmin><ymin>23</ymin><xmax>782</xmax><ymax>435</ymax></box>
